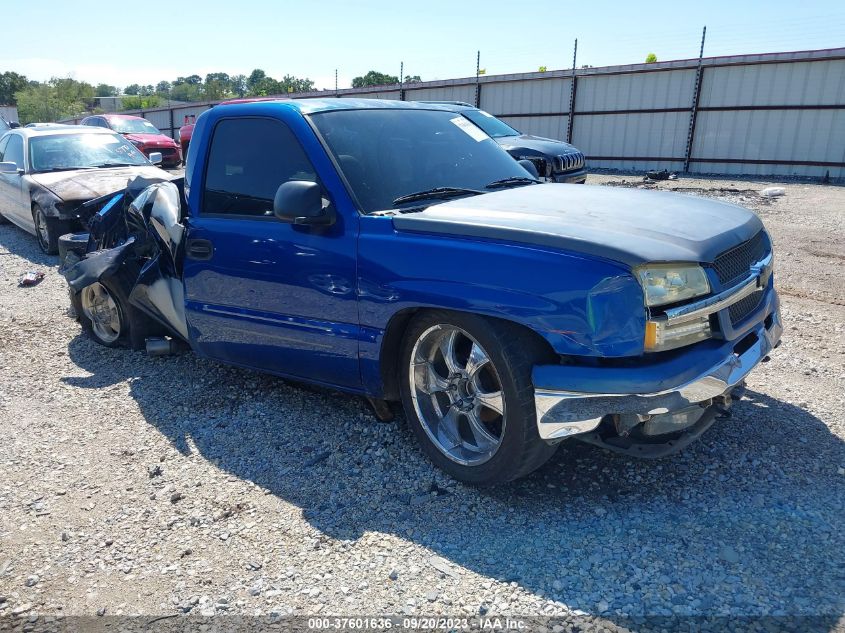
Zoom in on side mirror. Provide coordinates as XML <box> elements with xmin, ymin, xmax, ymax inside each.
<box><xmin>0</xmin><ymin>162</ymin><xmax>19</xmax><ymax>174</ymax></box>
<box><xmin>148</xmin><ymin>152</ymin><xmax>163</xmax><ymax>165</ymax></box>
<box><xmin>273</xmin><ymin>181</ymin><xmax>334</xmax><ymax>226</ymax></box>
<box><xmin>9</xmin><ymin>122</ymin><xmax>20</xmax><ymax>129</ymax></box>
<box><xmin>517</xmin><ymin>159</ymin><xmax>540</xmax><ymax>179</ymax></box>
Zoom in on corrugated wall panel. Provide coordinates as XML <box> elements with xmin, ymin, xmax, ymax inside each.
<box><xmin>692</xmin><ymin>109</ymin><xmax>845</xmax><ymax>178</ymax></box>
<box><xmin>50</xmin><ymin>49</ymin><xmax>845</xmax><ymax>178</ymax></box>
<box><xmin>405</xmin><ymin>84</ymin><xmax>475</xmax><ymax>104</ymax></box>
<box><xmin>573</xmin><ymin>112</ymin><xmax>689</xmax><ymax>165</ymax></box>
<box><xmin>143</xmin><ymin>109</ymin><xmax>171</xmax><ymax>131</ymax></box>
<box><xmin>481</xmin><ymin>78</ymin><xmax>571</xmax><ymax>115</ymax></box>
<box><xmin>499</xmin><ymin>115</ymin><xmax>567</xmax><ymax>140</ymax></box>
<box><xmin>576</xmin><ymin>69</ymin><xmax>695</xmax><ymax>111</ymax></box>
<box><xmin>700</xmin><ymin>60</ymin><xmax>845</xmax><ymax>107</ymax></box>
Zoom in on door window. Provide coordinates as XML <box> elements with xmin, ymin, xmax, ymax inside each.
<box><xmin>0</xmin><ymin>135</ymin><xmax>9</xmax><ymax>161</ymax></box>
<box><xmin>202</xmin><ymin>118</ymin><xmax>317</xmax><ymax>217</ymax></box>
<box><xmin>4</xmin><ymin>135</ymin><xmax>24</xmax><ymax>169</ymax></box>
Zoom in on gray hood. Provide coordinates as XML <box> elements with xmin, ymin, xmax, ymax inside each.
<box><xmin>392</xmin><ymin>184</ymin><xmax>763</xmax><ymax>267</ymax></box>
<box><xmin>29</xmin><ymin>166</ymin><xmax>170</xmax><ymax>201</ymax></box>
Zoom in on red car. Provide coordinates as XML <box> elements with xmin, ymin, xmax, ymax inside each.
<box><xmin>81</xmin><ymin>114</ymin><xmax>182</xmax><ymax>168</ymax></box>
<box><xmin>178</xmin><ymin>114</ymin><xmax>196</xmax><ymax>157</ymax></box>
<box><xmin>178</xmin><ymin>98</ymin><xmax>281</xmax><ymax>157</ymax></box>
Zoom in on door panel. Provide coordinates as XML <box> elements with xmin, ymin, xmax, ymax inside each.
<box><xmin>0</xmin><ymin>135</ymin><xmax>29</xmax><ymax>226</ymax></box>
<box><xmin>181</xmin><ymin>116</ymin><xmax>361</xmax><ymax>390</ymax></box>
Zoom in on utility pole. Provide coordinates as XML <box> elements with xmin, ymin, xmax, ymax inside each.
<box><xmin>335</xmin><ymin>69</ymin><xmax>338</xmax><ymax>95</ymax></box>
<box><xmin>684</xmin><ymin>26</ymin><xmax>707</xmax><ymax>173</ymax></box>
<box><xmin>475</xmin><ymin>50</ymin><xmax>481</xmax><ymax>107</ymax></box>
<box><xmin>400</xmin><ymin>61</ymin><xmax>405</xmax><ymax>100</ymax></box>
<box><xmin>566</xmin><ymin>39</ymin><xmax>578</xmax><ymax>143</ymax></box>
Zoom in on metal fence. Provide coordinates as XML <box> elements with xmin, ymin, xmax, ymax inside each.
<box><xmin>60</xmin><ymin>47</ymin><xmax>845</xmax><ymax>179</ymax></box>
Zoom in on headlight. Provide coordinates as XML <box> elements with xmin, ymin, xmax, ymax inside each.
<box><xmin>635</xmin><ymin>264</ymin><xmax>710</xmax><ymax>308</ymax></box>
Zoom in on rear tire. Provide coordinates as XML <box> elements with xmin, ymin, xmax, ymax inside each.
<box><xmin>399</xmin><ymin>310</ymin><xmax>558</xmax><ymax>486</ymax></box>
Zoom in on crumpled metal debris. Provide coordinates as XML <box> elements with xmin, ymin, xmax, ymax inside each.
<box><xmin>61</xmin><ymin>175</ymin><xmax>189</xmax><ymax>341</ymax></box>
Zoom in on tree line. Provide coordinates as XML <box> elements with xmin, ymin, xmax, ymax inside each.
<box><xmin>1</xmin><ymin>68</ymin><xmax>422</xmax><ymax>125</ymax></box>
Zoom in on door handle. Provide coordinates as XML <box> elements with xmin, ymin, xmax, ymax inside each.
<box><xmin>186</xmin><ymin>238</ymin><xmax>214</xmax><ymax>260</ymax></box>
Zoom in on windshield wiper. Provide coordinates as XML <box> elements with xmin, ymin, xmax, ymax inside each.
<box><xmin>392</xmin><ymin>187</ymin><xmax>484</xmax><ymax>207</ymax></box>
<box><xmin>92</xmin><ymin>162</ymin><xmax>138</xmax><ymax>168</ymax></box>
<box><xmin>34</xmin><ymin>166</ymin><xmax>97</xmax><ymax>173</ymax></box>
<box><xmin>485</xmin><ymin>177</ymin><xmax>539</xmax><ymax>189</ymax></box>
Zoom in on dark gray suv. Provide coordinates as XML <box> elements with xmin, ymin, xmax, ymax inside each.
<box><xmin>421</xmin><ymin>101</ymin><xmax>587</xmax><ymax>183</ymax></box>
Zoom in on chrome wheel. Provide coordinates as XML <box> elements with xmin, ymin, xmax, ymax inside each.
<box><xmin>409</xmin><ymin>324</ymin><xmax>506</xmax><ymax>466</ymax></box>
<box><xmin>34</xmin><ymin>208</ymin><xmax>50</xmax><ymax>252</ymax></box>
<box><xmin>80</xmin><ymin>283</ymin><xmax>122</xmax><ymax>343</ymax></box>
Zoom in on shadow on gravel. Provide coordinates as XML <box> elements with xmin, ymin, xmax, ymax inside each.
<box><xmin>64</xmin><ymin>335</ymin><xmax>845</xmax><ymax>626</ymax></box>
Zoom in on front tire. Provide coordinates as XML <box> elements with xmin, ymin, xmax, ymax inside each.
<box><xmin>33</xmin><ymin>205</ymin><xmax>70</xmax><ymax>255</ymax></box>
<box><xmin>399</xmin><ymin>311</ymin><xmax>558</xmax><ymax>485</ymax></box>
<box><xmin>73</xmin><ymin>274</ymin><xmax>159</xmax><ymax>350</ymax></box>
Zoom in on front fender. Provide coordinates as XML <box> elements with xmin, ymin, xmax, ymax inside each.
<box><xmin>30</xmin><ymin>185</ymin><xmax>63</xmax><ymax>218</ymax></box>
<box><xmin>358</xmin><ymin>216</ymin><xmax>646</xmax><ymax>394</ymax></box>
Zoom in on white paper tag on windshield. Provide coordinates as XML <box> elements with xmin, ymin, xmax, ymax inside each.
<box><xmin>450</xmin><ymin>116</ymin><xmax>488</xmax><ymax>142</ymax></box>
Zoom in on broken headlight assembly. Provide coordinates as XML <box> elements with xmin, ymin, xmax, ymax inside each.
<box><xmin>636</xmin><ymin>263</ymin><xmax>712</xmax><ymax>352</ymax></box>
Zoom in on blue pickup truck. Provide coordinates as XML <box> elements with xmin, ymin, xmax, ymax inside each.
<box><xmin>62</xmin><ymin>98</ymin><xmax>781</xmax><ymax>485</ymax></box>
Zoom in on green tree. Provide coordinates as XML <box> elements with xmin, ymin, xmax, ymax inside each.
<box><xmin>1</xmin><ymin>71</ymin><xmax>29</xmax><ymax>104</ymax></box>
<box><xmin>231</xmin><ymin>74</ymin><xmax>247</xmax><ymax>97</ymax></box>
<box><xmin>279</xmin><ymin>74</ymin><xmax>314</xmax><ymax>94</ymax></box>
<box><xmin>95</xmin><ymin>83</ymin><xmax>118</xmax><ymax>97</ymax></box>
<box><xmin>645</xmin><ymin>53</ymin><xmax>657</xmax><ymax>63</ymax></box>
<box><xmin>204</xmin><ymin>72</ymin><xmax>232</xmax><ymax>101</ymax></box>
<box><xmin>352</xmin><ymin>70</ymin><xmax>399</xmax><ymax>88</ymax></box>
<box><xmin>120</xmin><ymin>95</ymin><xmax>161</xmax><ymax>110</ymax></box>
<box><xmin>170</xmin><ymin>81</ymin><xmax>204</xmax><ymax>102</ymax></box>
<box><xmin>156</xmin><ymin>80</ymin><xmax>172</xmax><ymax>94</ymax></box>
<box><xmin>14</xmin><ymin>77</ymin><xmax>95</xmax><ymax>124</ymax></box>
<box><xmin>15</xmin><ymin>83</ymin><xmax>61</xmax><ymax>123</ymax></box>
<box><xmin>250</xmin><ymin>76</ymin><xmax>281</xmax><ymax>96</ymax></box>
<box><xmin>246</xmin><ymin>69</ymin><xmax>267</xmax><ymax>93</ymax></box>
<box><xmin>403</xmin><ymin>75</ymin><xmax>422</xmax><ymax>83</ymax></box>
<box><xmin>124</xmin><ymin>84</ymin><xmax>141</xmax><ymax>95</ymax></box>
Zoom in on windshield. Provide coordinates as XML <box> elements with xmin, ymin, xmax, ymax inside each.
<box><xmin>461</xmin><ymin>109</ymin><xmax>520</xmax><ymax>138</ymax></box>
<box><xmin>28</xmin><ymin>133</ymin><xmax>149</xmax><ymax>172</ymax></box>
<box><xmin>310</xmin><ymin>109</ymin><xmax>532</xmax><ymax>213</ymax></box>
<box><xmin>108</xmin><ymin>118</ymin><xmax>161</xmax><ymax>135</ymax></box>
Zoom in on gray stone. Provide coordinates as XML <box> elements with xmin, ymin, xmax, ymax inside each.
<box><xmin>719</xmin><ymin>546</ymin><xmax>740</xmax><ymax>564</ymax></box>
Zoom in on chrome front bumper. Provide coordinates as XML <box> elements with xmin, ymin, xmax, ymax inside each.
<box><xmin>535</xmin><ymin>307</ymin><xmax>782</xmax><ymax>441</ymax></box>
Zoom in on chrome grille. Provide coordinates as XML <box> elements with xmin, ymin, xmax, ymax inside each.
<box><xmin>554</xmin><ymin>152</ymin><xmax>585</xmax><ymax>173</ymax></box>
<box><xmin>729</xmin><ymin>289</ymin><xmax>764</xmax><ymax>325</ymax></box>
<box><xmin>713</xmin><ymin>231</ymin><xmax>768</xmax><ymax>287</ymax></box>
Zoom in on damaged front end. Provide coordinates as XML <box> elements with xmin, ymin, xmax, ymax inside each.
<box><xmin>60</xmin><ymin>176</ymin><xmax>189</xmax><ymax>349</ymax></box>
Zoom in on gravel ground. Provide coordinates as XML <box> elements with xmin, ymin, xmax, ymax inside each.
<box><xmin>0</xmin><ymin>175</ymin><xmax>843</xmax><ymax>631</ymax></box>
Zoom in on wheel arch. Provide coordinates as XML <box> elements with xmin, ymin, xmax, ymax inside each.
<box><xmin>377</xmin><ymin>306</ymin><xmax>557</xmax><ymax>401</ymax></box>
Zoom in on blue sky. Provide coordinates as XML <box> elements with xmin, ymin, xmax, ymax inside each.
<box><xmin>4</xmin><ymin>0</ymin><xmax>844</xmax><ymax>89</ymax></box>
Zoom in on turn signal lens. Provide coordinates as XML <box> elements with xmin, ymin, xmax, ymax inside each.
<box><xmin>644</xmin><ymin>315</ymin><xmax>711</xmax><ymax>352</ymax></box>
